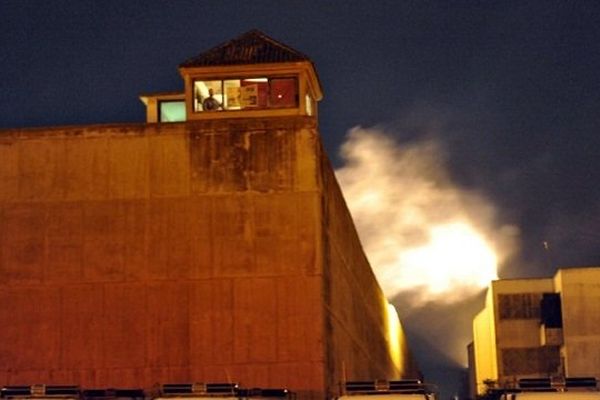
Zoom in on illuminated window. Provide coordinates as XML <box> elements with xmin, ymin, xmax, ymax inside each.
<box><xmin>224</xmin><ymin>79</ymin><xmax>242</xmax><ymax>110</ymax></box>
<box><xmin>193</xmin><ymin>77</ymin><xmax>298</xmax><ymax>113</ymax></box>
<box><xmin>269</xmin><ymin>78</ymin><xmax>297</xmax><ymax>108</ymax></box>
<box><xmin>240</xmin><ymin>77</ymin><xmax>268</xmax><ymax>108</ymax></box>
<box><xmin>158</xmin><ymin>100</ymin><xmax>186</xmax><ymax>122</ymax></box>
<box><xmin>194</xmin><ymin>80</ymin><xmax>223</xmax><ymax>112</ymax></box>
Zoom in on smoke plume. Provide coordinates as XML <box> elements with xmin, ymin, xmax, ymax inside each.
<box><xmin>335</xmin><ymin>126</ymin><xmax>518</xmax><ymax>307</ymax></box>
<box><xmin>335</xmin><ymin>126</ymin><xmax>521</xmax><ymax>381</ymax></box>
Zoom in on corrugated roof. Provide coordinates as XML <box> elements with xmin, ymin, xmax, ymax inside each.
<box><xmin>179</xmin><ymin>30</ymin><xmax>311</xmax><ymax>68</ymax></box>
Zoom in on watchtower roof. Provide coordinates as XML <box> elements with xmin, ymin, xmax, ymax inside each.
<box><xmin>179</xmin><ymin>30</ymin><xmax>311</xmax><ymax>68</ymax></box>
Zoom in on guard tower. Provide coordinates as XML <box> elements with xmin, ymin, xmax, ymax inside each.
<box><xmin>0</xmin><ymin>30</ymin><xmax>419</xmax><ymax>400</ymax></box>
<box><xmin>140</xmin><ymin>30</ymin><xmax>322</xmax><ymax>123</ymax></box>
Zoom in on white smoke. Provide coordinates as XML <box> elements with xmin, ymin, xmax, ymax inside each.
<box><xmin>336</xmin><ymin>127</ymin><xmax>518</xmax><ymax>307</ymax></box>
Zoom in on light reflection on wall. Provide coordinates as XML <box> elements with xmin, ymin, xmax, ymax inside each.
<box><xmin>385</xmin><ymin>302</ymin><xmax>401</xmax><ymax>372</ymax></box>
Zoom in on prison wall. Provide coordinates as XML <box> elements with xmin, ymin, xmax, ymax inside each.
<box><xmin>318</xmin><ymin>147</ymin><xmax>420</xmax><ymax>398</ymax></box>
<box><xmin>0</xmin><ymin>118</ymin><xmax>324</xmax><ymax>396</ymax></box>
<box><xmin>0</xmin><ymin>117</ymin><xmax>417</xmax><ymax>399</ymax></box>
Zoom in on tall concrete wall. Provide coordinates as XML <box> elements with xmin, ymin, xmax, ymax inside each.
<box><xmin>0</xmin><ymin>119</ymin><xmax>323</xmax><ymax>394</ymax></box>
<box><xmin>0</xmin><ymin>117</ymin><xmax>416</xmax><ymax>398</ymax></box>
<box><xmin>319</xmin><ymin>149</ymin><xmax>419</xmax><ymax>397</ymax></box>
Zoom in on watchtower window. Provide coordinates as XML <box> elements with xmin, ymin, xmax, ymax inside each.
<box><xmin>193</xmin><ymin>77</ymin><xmax>298</xmax><ymax>112</ymax></box>
<box><xmin>158</xmin><ymin>100</ymin><xmax>186</xmax><ymax>122</ymax></box>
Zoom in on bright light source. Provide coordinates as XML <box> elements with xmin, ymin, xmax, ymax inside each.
<box><xmin>336</xmin><ymin>127</ymin><xmax>513</xmax><ymax>306</ymax></box>
<box><xmin>395</xmin><ymin>222</ymin><xmax>498</xmax><ymax>298</ymax></box>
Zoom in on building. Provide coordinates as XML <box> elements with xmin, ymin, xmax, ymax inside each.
<box><xmin>469</xmin><ymin>266</ymin><xmax>600</xmax><ymax>397</ymax></box>
<box><xmin>0</xmin><ymin>31</ymin><xmax>419</xmax><ymax>399</ymax></box>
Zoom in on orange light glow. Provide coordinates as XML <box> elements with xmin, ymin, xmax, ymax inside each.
<box><xmin>385</xmin><ymin>302</ymin><xmax>401</xmax><ymax>370</ymax></box>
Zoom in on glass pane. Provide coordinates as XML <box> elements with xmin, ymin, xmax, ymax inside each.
<box><xmin>269</xmin><ymin>78</ymin><xmax>298</xmax><ymax>108</ymax></box>
<box><xmin>241</xmin><ymin>78</ymin><xmax>268</xmax><ymax>108</ymax></box>
<box><xmin>159</xmin><ymin>101</ymin><xmax>186</xmax><ymax>122</ymax></box>
<box><xmin>224</xmin><ymin>79</ymin><xmax>241</xmax><ymax>110</ymax></box>
<box><xmin>194</xmin><ymin>80</ymin><xmax>223</xmax><ymax>111</ymax></box>
<box><xmin>192</xmin><ymin>76</ymin><xmax>300</xmax><ymax>113</ymax></box>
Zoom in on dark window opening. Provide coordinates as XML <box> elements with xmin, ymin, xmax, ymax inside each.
<box><xmin>541</xmin><ymin>293</ymin><xmax>562</xmax><ymax>328</ymax></box>
<box><xmin>498</xmin><ymin>293</ymin><xmax>542</xmax><ymax>320</ymax></box>
<box><xmin>501</xmin><ymin>346</ymin><xmax>561</xmax><ymax>376</ymax></box>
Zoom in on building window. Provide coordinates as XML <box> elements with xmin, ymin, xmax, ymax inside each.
<box><xmin>498</xmin><ymin>293</ymin><xmax>542</xmax><ymax>319</ymax></box>
<box><xmin>501</xmin><ymin>346</ymin><xmax>561</xmax><ymax>376</ymax></box>
<box><xmin>158</xmin><ymin>100</ymin><xmax>186</xmax><ymax>122</ymax></box>
<box><xmin>541</xmin><ymin>293</ymin><xmax>562</xmax><ymax>328</ymax></box>
<box><xmin>269</xmin><ymin>78</ymin><xmax>297</xmax><ymax>107</ymax></box>
<box><xmin>193</xmin><ymin>77</ymin><xmax>298</xmax><ymax>112</ymax></box>
<box><xmin>194</xmin><ymin>80</ymin><xmax>224</xmax><ymax>111</ymax></box>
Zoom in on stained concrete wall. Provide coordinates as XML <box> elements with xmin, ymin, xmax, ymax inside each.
<box><xmin>0</xmin><ymin>117</ymin><xmax>416</xmax><ymax>398</ymax></box>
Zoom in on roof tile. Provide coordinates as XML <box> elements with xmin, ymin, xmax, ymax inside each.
<box><xmin>179</xmin><ymin>30</ymin><xmax>310</xmax><ymax>68</ymax></box>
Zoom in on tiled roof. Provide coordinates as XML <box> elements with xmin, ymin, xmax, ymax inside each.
<box><xmin>179</xmin><ymin>30</ymin><xmax>311</xmax><ymax>68</ymax></box>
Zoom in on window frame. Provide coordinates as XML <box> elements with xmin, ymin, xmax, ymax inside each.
<box><xmin>192</xmin><ymin>75</ymin><xmax>299</xmax><ymax>114</ymax></box>
<box><xmin>158</xmin><ymin>99</ymin><xmax>187</xmax><ymax>123</ymax></box>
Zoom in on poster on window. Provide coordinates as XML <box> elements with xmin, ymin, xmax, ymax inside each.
<box><xmin>240</xmin><ymin>84</ymin><xmax>258</xmax><ymax>108</ymax></box>
<box><xmin>226</xmin><ymin>86</ymin><xmax>241</xmax><ymax>109</ymax></box>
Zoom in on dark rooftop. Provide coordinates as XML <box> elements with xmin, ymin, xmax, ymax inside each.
<box><xmin>179</xmin><ymin>30</ymin><xmax>311</xmax><ymax>68</ymax></box>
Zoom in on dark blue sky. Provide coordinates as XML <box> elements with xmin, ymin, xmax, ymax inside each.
<box><xmin>5</xmin><ymin>0</ymin><xmax>596</xmax><ymax>275</ymax></box>
<box><xmin>1</xmin><ymin>1</ymin><xmax>600</xmax><ymax>396</ymax></box>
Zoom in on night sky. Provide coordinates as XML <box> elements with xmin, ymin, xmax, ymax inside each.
<box><xmin>2</xmin><ymin>1</ymin><xmax>600</xmax><ymax>397</ymax></box>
